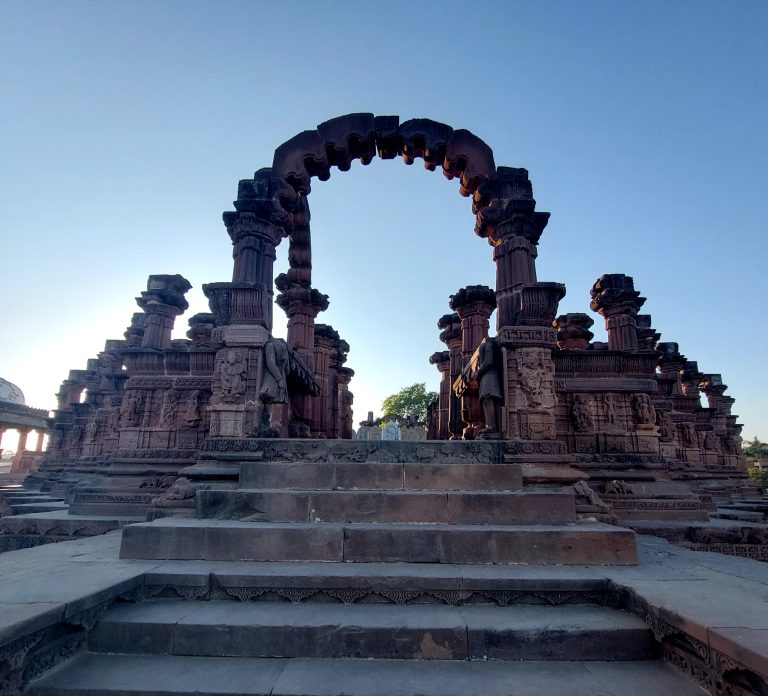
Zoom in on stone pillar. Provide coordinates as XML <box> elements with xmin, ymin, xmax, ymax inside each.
<box><xmin>429</xmin><ymin>350</ymin><xmax>451</xmax><ymax>440</ymax></box>
<box><xmin>474</xmin><ymin>168</ymin><xmax>550</xmax><ymax>330</ymax></box>
<box><xmin>553</xmin><ymin>313</ymin><xmax>594</xmax><ymax>350</ymax></box>
<box><xmin>449</xmin><ymin>285</ymin><xmax>496</xmax><ymax>438</ymax></box>
<box><xmin>204</xmin><ymin>171</ymin><xmax>294</xmax><ymax>438</ymax></box>
<box><xmin>124</xmin><ymin>313</ymin><xmax>145</xmax><ymax>347</ymax></box>
<box><xmin>186</xmin><ymin>313</ymin><xmax>217</xmax><ymax>376</ymax></box>
<box><xmin>311</xmin><ymin>325</ymin><xmax>339</xmax><ymax>438</ymax></box>
<box><xmin>18</xmin><ymin>428</ymin><xmax>29</xmax><ymax>451</ymax></box>
<box><xmin>35</xmin><ymin>431</ymin><xmax>45</xmax><ymax>452</ymax></box>
<box><xmin>438</xmin><ymin>313</ymin><xmax>463</xmax><ymax>440</ymax></box>
<box><xmin>337</xmin><ymin>367</ymin><xmax>355</xmax><ymax>439</ymax></box>
<box><xmin>589</xmin><ymin>274</ymin><xmax>646</xmax><ymax>351</ymax></box>
<box><xmin>656</xmin><ymin>343</ymin><xmax>686</xmax><ymax>397</ymax></box>
<box><xmin>138</xmin><ymin>275</ymin><xmax>192</xmax><ymax>350</ymax></box>
<box><xmin>636</xmin><ymin>314</ymin><xmax>661</xmax><ymax>351</ymax></box>
<box><xmin>276</xmin><ymin>276</ymin><xmax>329</xmax><ymax>437</ymax></box>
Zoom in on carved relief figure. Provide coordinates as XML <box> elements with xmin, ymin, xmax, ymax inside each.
<box><xmin>632</xmin><ymin>394</ymin><xmax>656</xmax><ymax>426</ymax></box>
<box><xmin>657</xmin><ymin>410</ymin><xmax>674</xmax><ymax>441</ymax></box>
<box><xmin>160</xmin><ymin>390</ymin><xmax>178</xmax><ymax>428</ymax></box>
<box><xmin>604</xmin><ymin>480</ymin><xmax>635</xmax><ymax>496</ymax></box>
<box><xmin>85</xmin><ymin>414</ymin><xmax>100</xmax><ymax>443</ymax></box>
<box><xmin>518</xmin><ymin>354</ymin><xmax>547</xmax><ymax>410</ymax></box>
<box><xmin>121</xmin><ymin>391</ymin><xmax>142</xmax><ymax>427</ymax></box>
<box><xmin>681</xmin><ymin>422</ymin><xmax>698</xmax><ymax>448</ymax></box>
<box><xmin>184</xmin><ymin>390</ymin><xmax>202</xmax><ymax>427</ymax></box>
<box><xmin>603</xmin><ymin>394</ymin><xmax>617</xmax><ymax>424</ymax></box>
<box><xmin>477</xmin><ymin>337</ymin><xmax>503</xmax><ymax>437</ymax></box>
<box><xmin>703</xmin><ymin>431</ymin><xmax>719</xmax><ymax>452</ymax></box>
<box><xmin>572</xmin><ymin>480</ymin><xmax>609</xmax><ymax>512</ymax></box>
<box><xmin>571</xmin><ymin>394</ymin><xmax>594</xmax><ymax>433</ymax></box>
<box><xmin>71</xmin><ymin>424</ymin><xmax>84</xmax><ymax>444</ymax></box>
<box><xmin>220</xmin><ymin>349</ymin><xmax>247</xmax><ymax>402</ymax></box>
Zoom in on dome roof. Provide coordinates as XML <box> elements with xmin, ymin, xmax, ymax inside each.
<box><xmin>0</xmin><ymin>378</ymin><xmax>25</xmax><ymax>405</ymax></box>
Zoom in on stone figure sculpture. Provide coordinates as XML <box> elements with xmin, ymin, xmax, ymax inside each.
<box><xmin>519</xmin><ymin>354</ymin><xmax>546</xmax><ymax>410</ymax></box>
<box><xmin>603</xmin><ymin>394</ymin><xmax>617</xmax><ymax>424</ymax></box>
<box><xmin>160</xmin><ymin>390</ymin><xmax>178</xmax><ymax>428</ymax></box>
<box><xmin>183</xmin><ymin>390</ymin><xmax>202</xmax><ymax>428</ymax></box>
<box><xmin>121</xmin><ymin>391</ymin><xmax>142</xmax><ymax>427</ymax></box>
<box><xmin>571</xmin><ymin>394</ymin><xmax>594</xmax><ymax>433</ymax></box>
<box><xmin>219</xmin><ymin>349</ymin><xmax>247</xmax><ymax>402</ymax></box>
<box><xmin>682</xmin><ymin>422</ymin><xmax>698</xmax><ymax>448</ymax></box>
<box><xmin>477</xmin><ymin>337</ymin><xmax>503</xmax><ymax>437</ymax></box>
<box><xmin>632</xmin><ymin>394</ymin><xmax>656</xmax><ymax>426</ymax></box>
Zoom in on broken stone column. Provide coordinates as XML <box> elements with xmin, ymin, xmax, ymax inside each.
<box><xmin>311</xmin><ymin>324</ymin><xmax>339</xmax><ymax>438</ymax></box>
<box><xmin>276</xmin><ymin>277</ymin><xmax>329</xmax><ymax>437</ymax></box>
<box><xmin>337</xmin><ymin>367</ymin><xmax>355</xmax><ymax>439</ymax></box>
<box><xmin>438</xmin><ymin>313</ymin><xmax>463</xmax><ymax>440</ymax></box>
<box><xmin>589</xmin><ymin>274</ymin><xmax>646</xmax><ymax>351</ymax></box>
<box><xmin>553</xmin><ymin>313</ymin><xmax>594</xmax><ymax>350</ymax></box>
<box><xmin>429</xmin><ymin>350</ymin><xmax>451</xmax><ymax>440</ymax></box>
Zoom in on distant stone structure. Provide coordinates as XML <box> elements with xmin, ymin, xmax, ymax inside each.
<box><xmin>0</xmin><ymin>378</ymin><xmax>50</xmax><ymax>476</ymax></box>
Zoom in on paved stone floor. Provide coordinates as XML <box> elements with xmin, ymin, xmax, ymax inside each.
<box><xmin>2</xmin><ymin>532</ymin><xmax>768</xmax><ymax>693</ymax></box>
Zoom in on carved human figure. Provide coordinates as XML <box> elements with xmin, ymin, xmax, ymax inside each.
<box><xmin>704</xmin><ymin>431</ymin><xmax>719</xmax><ymax>452</ymax></box>
<box><xmin>121</xmin><ymin>391</ymin><xmax>142</xmax><ymax>427</ymax></box>
<box><xmin>71</xmin><ymin>424</ymin><xmax>84</xmax><ymax>444</ymax></box>
<box><xmin>604</xmin><ymin>479</ymin><xmax>634</xmax><ymax>496</ymax></box>
<box><xmin>183</xmin><ymin>390</ymin><xmax>202</xmax><ymax>428</ymax></box>
<box><xmin>259</xmin><ymin>337</ymin><xmax>289</xmax><ymax>406</ymax></box>
<box><xmin>85</xmin><ymin>414</ymin><xmax>100</xmax><ymax>442</ymax></box>
<box><xmin>603</xmin><ymin>394</ymin><xmax>617</xmax><ymax>425</ymax></box>
<box><xmin>632</xmin><ymin>394</ymin><xmax>656</xmax><ymax>426</ymax></box>
<box><xmin>571</xmin><ymin>394</ymin><xmax>594</xmax><ymax>433</ymax></box>
<box><xmin>518</xmin><ymin>354</ymin><xmax>546</xmax><ymax>410</ymax></box>
<box><xmin>160</xmin><ymin>390</ymin><xmax>178</xmax><ymax>428</ymax></box>
<box><xmin>681</xmin><ymin>422</ymin><xmax>698</xmax><ymax>448</ymax></box>
<box><xmin>657</xmin><ymin>410</ymin><xmax>674</xmax><ymax>441</ymax></box>
<box><xmin>220</xmin><ymin>349</ymin><xmax>247</xmax><ymax>401</ymax></box>
<box><xmin>477</xmin><ymin>337</ymin><xmax>503</xmax><ymax>436</ymax></box>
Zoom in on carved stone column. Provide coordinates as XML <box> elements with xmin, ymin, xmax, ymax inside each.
<box><xmin>276</xmin><ymin>276</ymin><xmax>329</xmax><ymax>437</ymax></box>
<box><xmin>204</xmin><ymin>170</ymin><xmax>293</xmax><ymax>438</ymax></box>
<box><xmin>186</xmin><ymin>313</ymin><xmax>217</xmax><ymax>377</ymax></box>
<box><xmin>429</xmin><ymin>350</ymin><xmax>451</xmax><ymax>440</ymax></box>
<box><xmin>138</xmin><ymin>275</ymin><xmax>192</xmax><ymax>350</ymax></box>
<box><xmin>438</xmin><ymin>313</ymin><xmax>463</xmax><ymax>440</ymax></box>
<box><xmin>337</xmin><ymin>367</ymin><xmax>355</xmax><ymax>439</ymax></box>
<box><xmin>474</xmin><ymin>167</ymin><xmax>550</xmax><ymax>330</ymax></box>
<box><xmin>449</xmin><ymin>285</ymin><xmax>496</xmax><ymax>438</ymax></box>
<box><xmin>635</xmin><ymin>314</ymin><xmax>661</xmax><ymax>351</ymax></box>
<box><xmin>553</xmin><ymin>313</ymin><xmax>594</xmax><ymax>350</ymax></box>
<box><xmin>311</xmin><ymin>324</ymin><xmax>338</xmax><ymax>438</ymax></box>
<box><xmin>17</xmin><ymin>428</ymin><xmax>30</xmax><ymax>451</ymax></box>
<box><xmin>589</xmin><ymin>274</ymin><xmax>646</xmax><ymax>351</ymax></box>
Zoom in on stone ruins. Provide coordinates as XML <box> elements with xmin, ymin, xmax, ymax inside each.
<box><xmin>1</xmin><ymin>113</ymin><xmax>766</xmax><ymax>696</ymax></box>
<box><xmin>22</xmin><ymin>114</ymin><xmax>750</xmax><ymax>531</ymax></box>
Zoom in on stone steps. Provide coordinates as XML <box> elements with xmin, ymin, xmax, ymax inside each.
<box><xmin>239</xmin><ymin>460</ymin><xmax>523</xmax><ymax>491</ymax></box>
<box><xmin>28</xmin><ymin>653</ymin><xmax>706</xmax><ymax>695</ymax></box>
<box><xmin>6</xmin><ymin>501</ymin><xmax>69</xmax><ymax>514</ymax></box>
<box><xmin>120</xmin><ymin>519</ymin><xmax>637</xmax><ymax>565</ymax></box>
<box><xmin>197</xmin><ymin>488</ymin><xmax>574</xmax><ymax>525</ymax></box>
<box><xmin>87</xmin><ymin>599</ymin><xmax>658</xmax><ymax>661</ymax></box>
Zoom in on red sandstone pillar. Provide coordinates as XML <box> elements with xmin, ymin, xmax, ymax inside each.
<box><xmin>35</xmin><ymin>431</ymin><xmax>45</xmax><ymax>452</ymax></box>
<box><xmin>589</xmin><ymin>274</ymin><xmax>646</xmax><ymax>351</ymax></box>
<box><xmin>553</xmin><ymin>313</ymin><xmax>594</xmax><ymax>350</ymax></box>
<box><xmin>311</xmin><ymin>324</ymin><xmax>338</xmax><ymax>437</ymax></box>
<box><xmin>137</xmin><ymin>275</ymin><xmax>192</xmax><ymax>350</ymax></box>
<box><xmin>449</xmin><ymin>285</ymin><xmax>496</xmax><ymax>439</ymax></box>
<box><xmin>429</xmin><ymin>351</ymin><xmax>451</xmax><ymax>440</ymax></box>
<box><xmin>18</xmin><ymin>429</ymin><xmax>29</xmax><ymax>451</ymax></box>
<box><xmin>438</xmin><ymin>313</ymin><xmax>463</xmax><ymax>440</ymax></box>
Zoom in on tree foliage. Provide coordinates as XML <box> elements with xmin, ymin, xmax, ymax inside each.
<box><xmin>381</xmin><ymin>383</ymin><xmax>438</xmax><ymax>422</ymax></box>
<box><xmin>744</xmin><ymin>437</ymin><xmax>768</xmax><ymax>460</ymax></box>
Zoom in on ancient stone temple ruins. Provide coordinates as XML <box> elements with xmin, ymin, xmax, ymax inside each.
<box><xmin>26</xmin><ymin>113</ymin><xmax>749</xmax><ymax>529</ymax></box>
<box><xmin>2</xmin><ymin>114</ymin><xmax>766</xmax><ymax>696</ymax></box>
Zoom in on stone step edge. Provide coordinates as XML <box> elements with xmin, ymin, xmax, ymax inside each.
<box><xmin>88</xmin><ymin>601</ymin><xmax>657</xmax><ymax>661</ymax></box>
<box><xmin>26</xmin><ymin>653</ymin><xmax>705</xmax><ymax>696</ymax></box>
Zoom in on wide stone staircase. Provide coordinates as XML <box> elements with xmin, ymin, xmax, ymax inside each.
<box><xmin>25</xmin><ymin>440</ymin><xmax>707</xmax><ymax>694</ymax></box>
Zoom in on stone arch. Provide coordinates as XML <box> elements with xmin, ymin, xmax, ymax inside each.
<box><xmin>271</xmin><ymin>113</ymin><xmax>497</xmax><ymax>199</ymax></box>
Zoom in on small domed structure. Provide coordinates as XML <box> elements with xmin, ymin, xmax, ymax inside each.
<box><xmin>0</xmin><ymin>378</ymin><xmax>25</xmax><ymax>405</ymax></box>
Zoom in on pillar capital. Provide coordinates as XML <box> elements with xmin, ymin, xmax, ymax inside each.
<box><xmin>137</xmin><ymin>275</ymin><xmax>192</xmax><ymax>350</ymax></box>
<box><xmin>275</xmin><ymin>275</ymin><xmax>330</xmax><ymax>318</ymax></box>
<box><xmin>589</xmin><ymin>274</ymin><xmax>646</xmax><ymax>351</ymax></box>
<box><xmin>438</xmin><ymin>313</ymin><xmax>462</xmax><ymax>350</ymax></box>
<box><xmin>553</xmin><ymin>313</ymin><xmax>594</xmax><ymax>350</ymax></box>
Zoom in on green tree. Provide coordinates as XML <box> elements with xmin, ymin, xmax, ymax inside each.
<box><xmin>744</xmin><ymin>437</ymin><xmax>768</xmax><ymax>460</ymax></box>
<box><xmin>381</xmin><ymin>383</ymin><xmax>438</xmax><ymax>422</ymax></box>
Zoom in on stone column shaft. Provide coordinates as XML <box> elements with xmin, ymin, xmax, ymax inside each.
<box><xmin>35</xmin><ymin>431</ymin><xmax>45</xmax><ymax>452</ymax></box>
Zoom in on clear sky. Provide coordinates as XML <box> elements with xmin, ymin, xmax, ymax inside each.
<box><xmin>1</xmin><ymin>0</ymin><xmax>766</xmax><ymax>447</ymax></box>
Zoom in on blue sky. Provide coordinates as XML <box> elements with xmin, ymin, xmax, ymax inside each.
<box><xmin>1</xmin><ymin>0</ymin><xmax>766</xmax><ymax>442</ymax></box>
